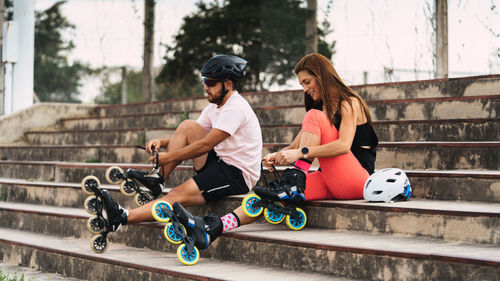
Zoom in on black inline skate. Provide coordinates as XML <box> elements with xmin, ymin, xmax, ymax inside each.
<box><xmin>242</xmin><ymin>168</ymin><xmax>307</xmax><ymax>230</ymax></box>
<box><xmin>81</xmin><ymin>176</ymin><xmax>128</xmax><ymax>253</ymax></box>
<box><xmin>151</xmin><ymin>201</ymin><xmax>222</xmax><ymax>265</ymax></box>
<box><xmin>99</xmin><ymin>146</ymin><xmax>165</xmax><ymax>206</ymax></box>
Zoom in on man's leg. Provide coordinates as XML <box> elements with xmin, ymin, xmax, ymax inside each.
<box><xmin>126</xmin><ymin>178</ymin><xmax>206</xmax><ymax>224</ymax></box>
<box><xmin>161</xmin><ymin>120</ymin><xmax>210</xmax><ymax>178</ymax></box>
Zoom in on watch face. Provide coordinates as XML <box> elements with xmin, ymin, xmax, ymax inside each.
<box><xmin>301</xmin><ymin>147</ymin><xmax>309</xmax><ymax>154</ymax></box>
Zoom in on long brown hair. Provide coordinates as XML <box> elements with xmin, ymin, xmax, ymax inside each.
<box><xmin>294</xmin><ymin>53</ymin><xmax>374</xmax><ymax>127</ymax></box>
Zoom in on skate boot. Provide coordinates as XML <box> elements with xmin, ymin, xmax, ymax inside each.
<box><xmin>105</xmin><ymin>165</ymin><xmax>165</xmax><ymax>207</ymax></box>
<box><xmin>242</xmin><ymin>168</ymin><xmax>307</xmax><ymax>230</ymax></box>
<box><xmin>151</xmin><ymin>201</ymin><xmax>223</xmax><ymax>265</ymax></box>
<box><xmin>81</xmin><ymin>175</ymin><xmax>128</xmax><ymax>253</ymax></box>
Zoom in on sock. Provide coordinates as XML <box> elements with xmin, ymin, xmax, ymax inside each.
<box><xmin>294</xmin><ymin>159</ymin><xmax>311</xmax><ymax>174</ymax></box>
<box><xmin>220</xmin><ymin>212</ymin><xmax>240</xmax><ymax>233</ymax></box>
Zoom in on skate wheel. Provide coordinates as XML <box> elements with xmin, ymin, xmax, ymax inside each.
<box><xmin>81</xmin><ymin>175</ymin><xmax>100</xmax><ymax>196</ymax></box>
<box><xmin>285</xmin><ymin>207</ymin><xmax>307</xmax><ymax>231</ymax></box>
<box><xmin>164</xmin><ymin>222</ymin><xmax>186</xmax><ymax>244</ymax></box>
<box><xmin>177</xmin><ymin>244</ymin><xmax>199</xmax><ymax>266</ymax></box>
<box><xmin>135</xmin><ymin>191</ymin><xmax>153</xmax><ymax>207</ymax></box>
<box><xmin>120</xmin><ymin>180</ymin><xmax>137</xmax><ymax>196</ymax></box>
<box><xmin>242</xmin><ymin>194</ymin><xmax>263</xmax><ymax>217</ymax></box>
<box><xmin>84</xmin><ymin>195</ymin><xmax>101</xmax><ymax>215</ymax></box>
<box><xmin>151</xmin><ymin>201</ymin><xmax>172</xmax><ymax>222</ymax></box>
<box><xmin>87</xmin><ymin>215</ymin><xmax>106</xmax><ymax>234</ymax></box>
<box><xmin>264</xmin><ymin>202</ymin><xmax>285</xmax><ymax>224</ymax></box>
<box><xmin>90</xmin><ymin>234</ymin><xmax>108</xmax><ymax>253</ymax></box>
<box><xmin>105</xmin><ymin>166</ymin><xmax>124</xmax><ymax>185</ymax></box>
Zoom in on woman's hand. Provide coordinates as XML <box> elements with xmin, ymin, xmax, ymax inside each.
<box><xmin>275</xmin><ymin>149</ymin><xmax>302</xmax><ymax>165</ymax></box>
<box><xmin>145</xmin><ymin>139</ymin><xmax>162</xmax><ymax>154</ymax></box>
<box><xmin>262</xmin><ymin>152</ymin><xmax>278</xmax><ymax>172</ymax></box>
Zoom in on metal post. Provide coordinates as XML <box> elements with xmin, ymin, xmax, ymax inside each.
<box><xmin>0</xmin><ymin>0</ymin><xmax>5</xmax><ymax>115</ymax></box>
<box><xmin>435</xmin><ymin>0</ymin><xmax>448</xmax><ymax>78</ymax></box>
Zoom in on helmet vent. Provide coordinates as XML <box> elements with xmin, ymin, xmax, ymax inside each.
<box><xmin>395</xmin><ymin>171</ymin><xmax>402</xmax><ymax>175</ymax></box>
<box><xmin>373</xmin><ymin>191</ymin><xmax>383</xmax><ymax>195</ymax></box>
<box><xmin>386</xmin><ymin>178</ymin><xmax>396</xmax><ymax>183</ymax></box>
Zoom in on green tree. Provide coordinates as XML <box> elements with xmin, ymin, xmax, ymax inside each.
<box><xmin>34</xmin><ymin>1</ymin><xmax>88</xmax><ymax>102</ymax></box>
<box><xmin>156</xmin><ymin>0</ymin><xmax>335</xmax><ymax>99</ymax></box>
<box><xmin>94</xmin><ymin>68</ymin><xmax>143</xmax><ymax>105</ymax></box>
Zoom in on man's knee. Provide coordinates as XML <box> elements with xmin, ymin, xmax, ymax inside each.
<box><xmin>176</xmin><ymin>120</ymin><xmax>207</xmax><ymax>140</ymax></box>
<box><xmin>164</xmin><ymin>179</ymin><xmax>206</xmax><ymax>206</ymax></box>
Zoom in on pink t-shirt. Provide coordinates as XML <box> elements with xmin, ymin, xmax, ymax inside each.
<box><xmin>196</xmin><ymin>91</ymin><xmax>262</xmax><ymax>190</ymax></box>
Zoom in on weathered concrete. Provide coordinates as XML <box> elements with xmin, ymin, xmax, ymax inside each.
<box><xmin>0</xmin><ymin>103</ymin><xmax>94</xmax><ymax>144</ymax></box>
<box><xmin>0</xmin><ymin>228</ymin><xmax>342</xmax><ymax>281</ymax></box>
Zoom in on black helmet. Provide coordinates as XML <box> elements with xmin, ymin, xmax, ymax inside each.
<box><xmin>201</xmin><ymin>54</ymin><xmax>247</xmax><ymax>81</ymax></box>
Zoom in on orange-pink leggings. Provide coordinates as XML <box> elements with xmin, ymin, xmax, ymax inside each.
<box><xmin>302</xmin><ymin>109</ymin><xmax>368</xmax><ymax>200</ymax></box>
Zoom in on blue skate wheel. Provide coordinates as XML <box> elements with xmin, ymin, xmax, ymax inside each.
<box><xmin>285</xmin><ymin>207</ymin><xmax>307</xmax><ymax>230</ymax></box>
<box><xmin>151</xmin><ymin>201</ymin><xmax>172</xmax><ymax>222</ymax></box>
<box><xmin>177</xmin><ymin>244</ymin><xmax>199</xmax><ymax>266</ymax></box>
<box><xmin>264</xmin><ymin>202</ymin><xmax>285</xmax><ymax>224</ymax></box>
<box><xmin>242</xmin><ymin>194</ymin><xmax>263</xmax><ymax>217</ymax></box>
<box><xmin>164</xmin><ymin>222</ymin><xmax>186</xmax><ymax>244</ymax></box>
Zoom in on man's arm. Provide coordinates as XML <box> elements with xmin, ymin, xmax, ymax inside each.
<box><xmin>155</xmin><ymin>128</ymin><xmax>230</xmax><ymax>165</ymax></box>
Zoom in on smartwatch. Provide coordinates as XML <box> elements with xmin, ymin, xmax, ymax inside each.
<box><xmin>301</xmin><ymin>147</ymin><xmax>309</xmax><ymax>159</ymax></box>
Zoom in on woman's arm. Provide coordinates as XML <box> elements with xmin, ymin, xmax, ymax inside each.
<box><xmin>275</xmin><ymin>99</ymin><xmax>359</xmax><ymax>164</ymax></box>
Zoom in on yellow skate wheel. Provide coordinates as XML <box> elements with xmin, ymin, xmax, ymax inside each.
<box><xmin>285</xmin><ymin>207</ymin><xmax>307</xmax><ymax>231</ymax></box>
<box><xmin>242</xmin><ymin>193</ymin><xmax>263</xmax><ymax>217</ymax></box>
<box><xmin>105</xmin><ymin>166</ymin><xmax>124</xmax><ymax>185</ymax></box>
<box><xmin>264</xmin><ymin>202</ymin><xmax>285</xmax><ymax>224</ymax></box>
<box><xmin>164</xmin><ymin>222</ymin><xmax>186</xmax><ymax>244</ymax></box>
<box><xmin>84</xmin><ymin>195</ymin><xmax>101</xmax><ymax>215</ymax></box>
<box><xmin>151</xmin><ymin>200</ymin><xmax>172</xmax><ymax>222</ymax></box>
<box><xmin>90</xmin><ymin>234</ymin><xmax>108</xmax><ymax>253</ymax></box>
<box><xmin>177</xmin><ymin>244</ymin><xmax>199</xmax><ymax>266</ymax></box>
<box><xmin>81</xmin><ymin>175</ymin><xmax>100</xmax><ymax>196</ymax></box>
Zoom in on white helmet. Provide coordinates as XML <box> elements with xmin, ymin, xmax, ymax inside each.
<box><xmin>363</xmin><ymin>168</ymin><xmax>412</xmax><ymax>202</ymax></box>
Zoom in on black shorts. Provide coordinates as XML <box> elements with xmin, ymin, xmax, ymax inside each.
<box><xmin>193</xmin><ymin>150</ymin><xmax>249</xmax><ymax>202</ymax></box>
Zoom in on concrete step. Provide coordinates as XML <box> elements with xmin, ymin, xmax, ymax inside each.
<box><xmin>1</xmin><ymin>165</ymin><xmax>499</xmax><ymax>203</ymax></box>
<box><xmin>0</xmin><ymin>228</ymin><xmax>340</xmax><ymax>281</ymax></box>
<box><xmin>1</xmin><ymin>184</ymin><xmax>499</xmax><ymax>244</ymax></box>
<box><xmin>1</xmin><ymin>142</ymin><xmax>498</xmax><ymax>170</ymax></box>
<box><xmin>0</xmin><ymin>262</ymin><xmax>84</xmax><ymax>281</ymax></box>
<box><xmin>91</xmin><ymin>75</ymin><xmax>500</xmax><ymax>117</ymax></box>
<box><xmin>0</xmin><ymin>204</ymin><xmax>498</xmax><ymax>280</ymax></box>
<box><xmin>26</xmin><ymin>118</ymin><xmax>499</xmax><ymax>145</ymax></box>
<box><xmin>58</xmin><ymin>95</ymin><xmax>499</xmax><ymax>131</ymax></box>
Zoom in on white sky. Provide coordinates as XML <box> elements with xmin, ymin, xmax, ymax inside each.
<box><xmin>34</xmin><ymin>0</ymin><xmax>500</xmax><ymax>102</ymax></box>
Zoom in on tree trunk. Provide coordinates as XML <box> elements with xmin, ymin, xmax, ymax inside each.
<box><xmin>435</xmin><ymin>0</ymin><xmax>448</xmax><ymax>78</ymax></box>
<box><xmin>142</xmin><ymin>0</ymin><xmax>155</xmax><ymax>102</ymax></box>
<box><xmin>305</xmin><ymin>0</ymin><xmax>317</xmax><ymax>54</ymax></box>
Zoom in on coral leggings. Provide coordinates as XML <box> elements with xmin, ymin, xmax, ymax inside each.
<box><xmin>302</xmin><ymin>110</ymin><xmax>369</xmax><ymax>200</ymax></box>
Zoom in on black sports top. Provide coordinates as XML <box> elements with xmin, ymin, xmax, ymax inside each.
<box><xmin>333</xmin><ymin>112</ymin><xmax>379</xmax><ymax>174</ymax></box>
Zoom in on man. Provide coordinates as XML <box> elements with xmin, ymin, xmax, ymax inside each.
<box><xmin>100</xmin><ymin>55</ymin><xmax>262</xmax><ymax>238</ymax></box>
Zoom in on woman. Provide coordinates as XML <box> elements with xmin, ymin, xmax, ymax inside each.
<box><xmin>154</xmin><ymin>54</ymin><xmax>379</xmax><ymax>251</ymax></box>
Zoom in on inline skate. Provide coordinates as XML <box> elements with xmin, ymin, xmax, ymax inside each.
<box><xmin>151</xmin><ymin>201</ymin><xmax>222</xmax><ymax>265</ymax></box>
<box><xmin>81</xmin><ymin>176</ymin><xmax>128</xmax><ymax>253</ymax></box>
<box><xmin>102</xmin><ymin>146</ymin><xmax>165</xmax><ymax>206</ymax></box>
<box><xmin>242</xmin><ymin>168</ymin><xmax>307</xmax><ymax>230</ymax></box>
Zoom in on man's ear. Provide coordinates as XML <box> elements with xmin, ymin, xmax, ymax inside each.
<box><xmin>224</xmin><ymin>80</ymin><xmax>234</xmax><ymax>90</ymax></box>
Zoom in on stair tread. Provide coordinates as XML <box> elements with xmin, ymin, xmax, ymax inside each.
<box><xmin>1</xmin><ymin>201</ymin><xmax>499</xmax><ymax>265</ymax></box>
<box><xmin>0</xmin><ymin>227</ymin><xmax>345</xmax><ymax>281</ymax></box>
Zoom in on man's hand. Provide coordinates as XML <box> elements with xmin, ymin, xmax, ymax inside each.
<box><xmin>145</xmin><ymin>139</ymin><xmax>162</xmax><ymax>154</ymax></box>
<box><xmin>150</xmin><ymin>152</ymin><xmax>169</xmax><ymax>166</ymax></box>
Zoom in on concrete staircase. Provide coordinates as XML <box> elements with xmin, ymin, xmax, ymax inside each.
<box><xmin>0</xmin><ymin>75</ymin><xmax>499</xmax><ymax>280</ymax></box>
